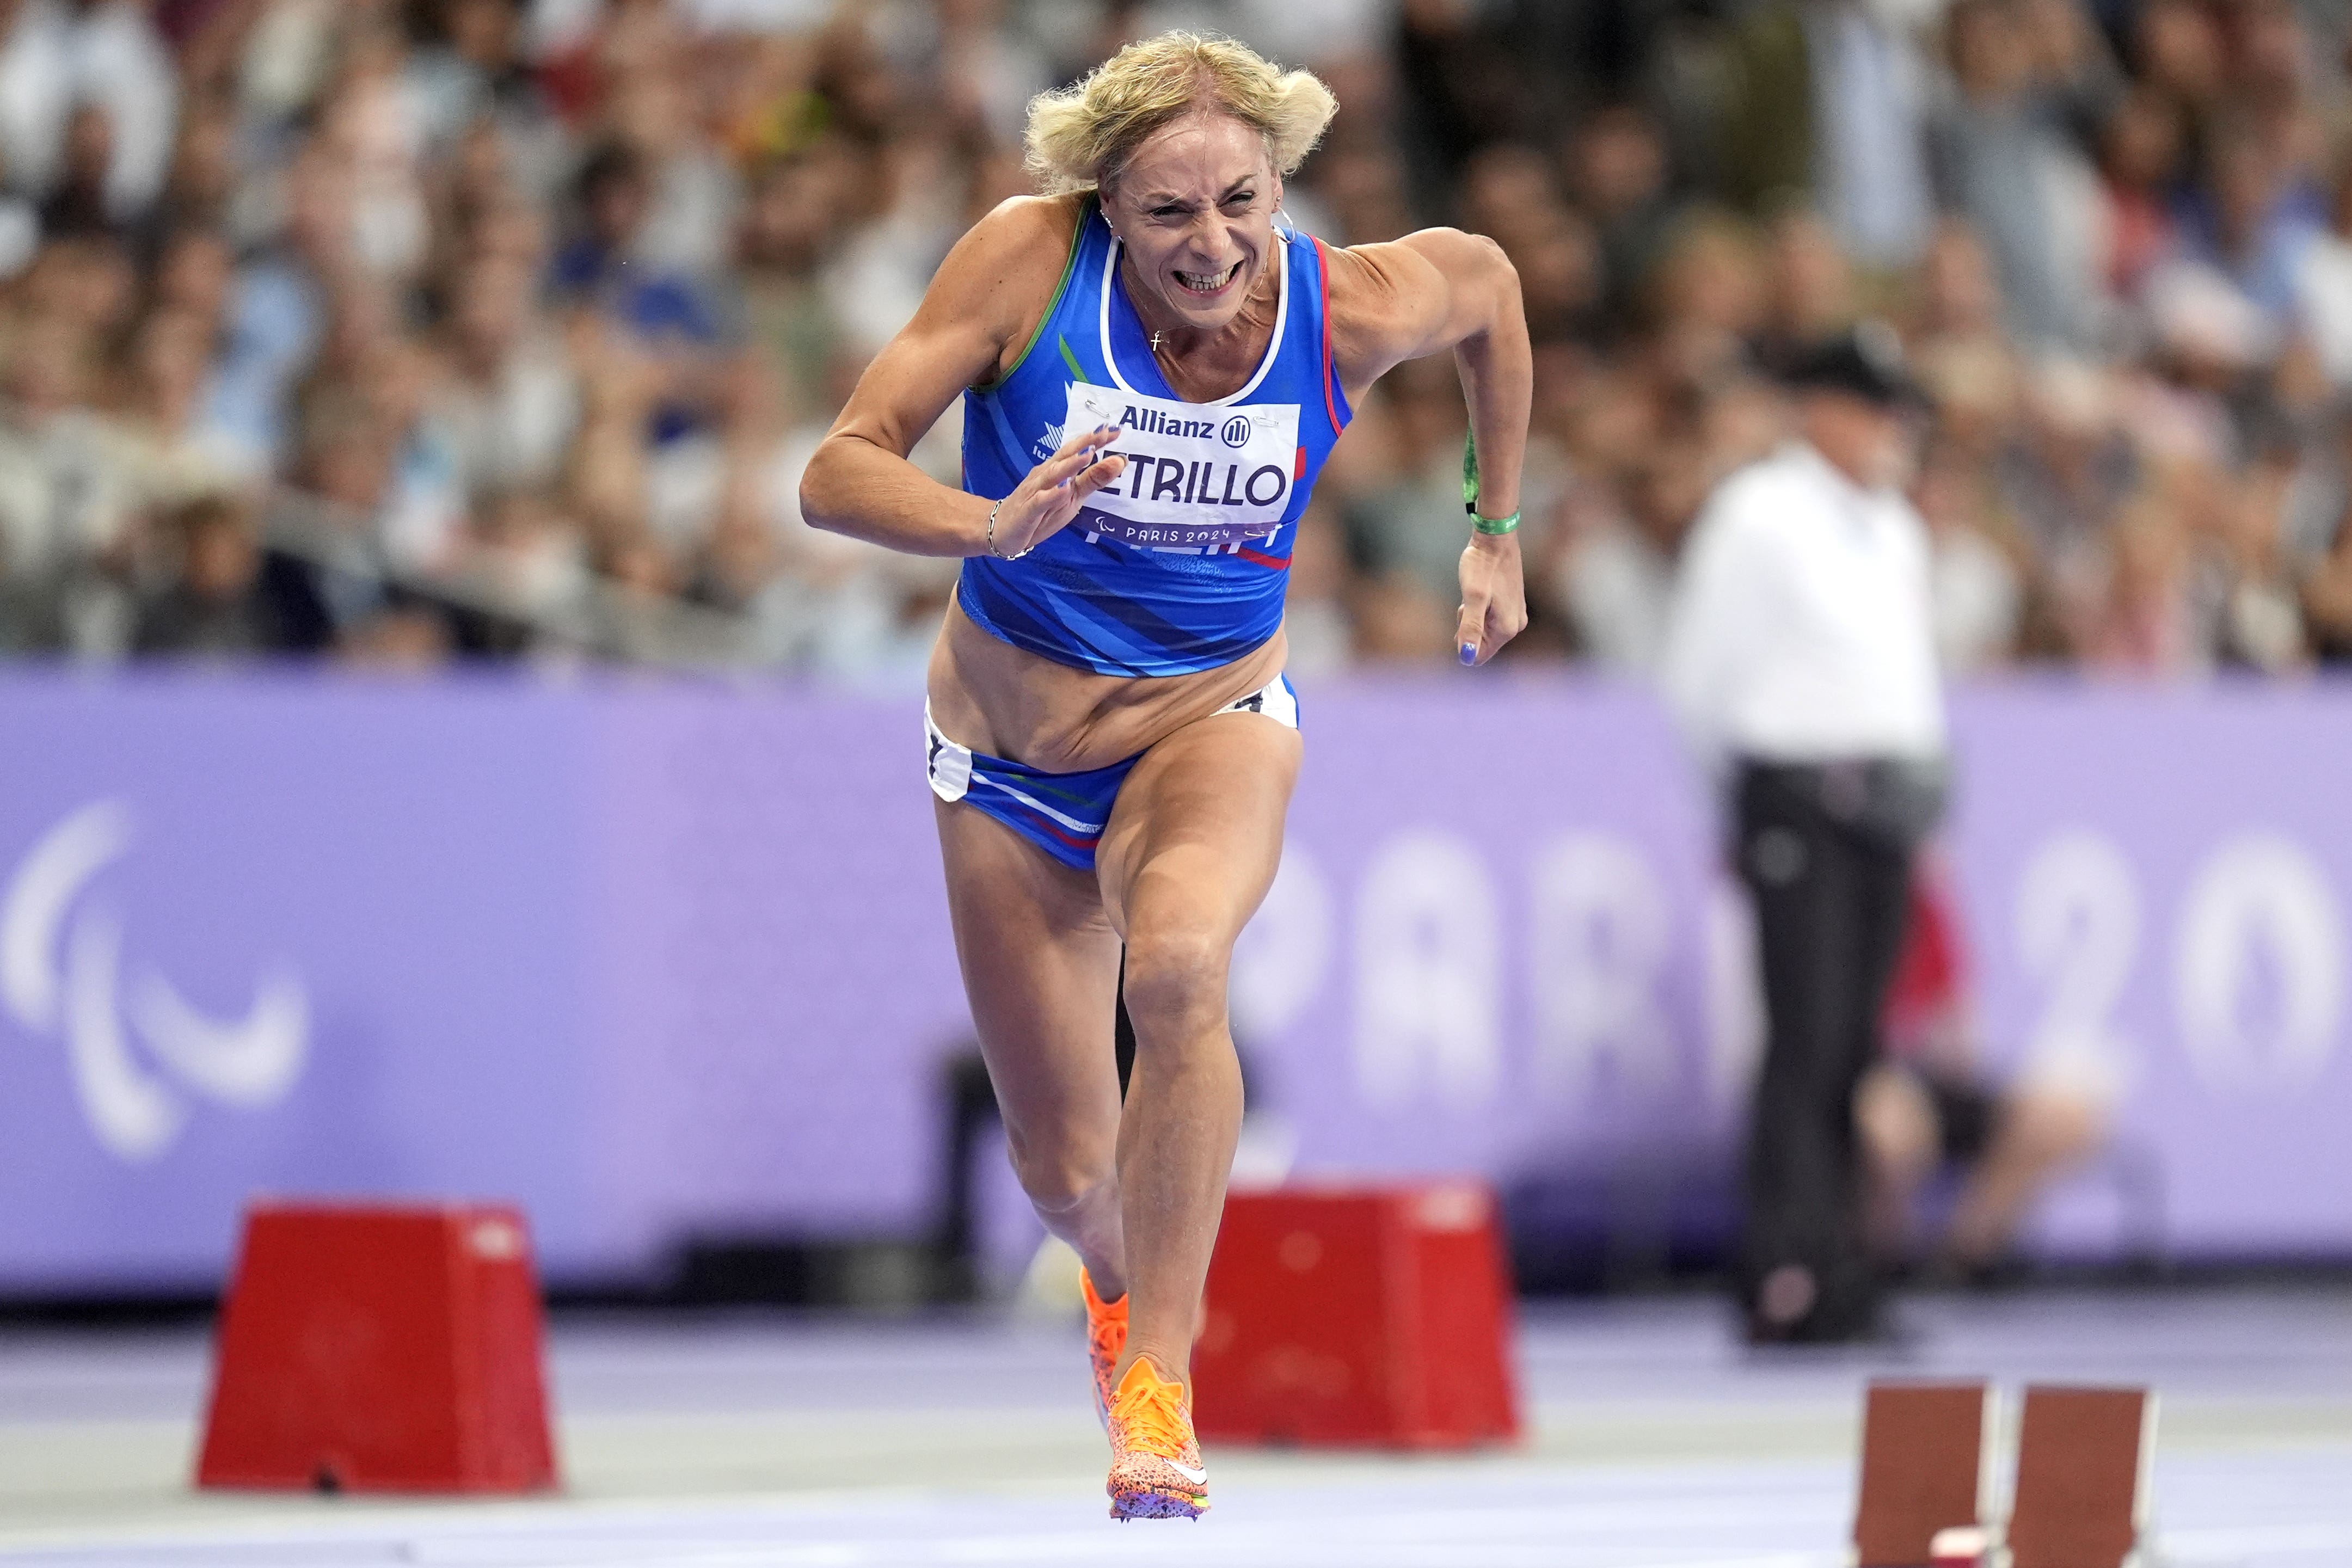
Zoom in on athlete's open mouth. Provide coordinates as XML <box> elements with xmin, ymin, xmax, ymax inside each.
<box><xmin>1174</xmin><ymin>261</ymin><xmax>1243</xmax><ymax>297</ymax></box>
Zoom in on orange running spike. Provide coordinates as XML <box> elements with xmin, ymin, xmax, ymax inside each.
<box><xmin>1080</xmin><ymin>1268</ymin><xmax>1128</xmax><ymax>1431</ymax></box>
<box><xmin>1106</xmin><ymin>1359</ymin><xmax>1208</xmax><ymax>1521</ymax></box>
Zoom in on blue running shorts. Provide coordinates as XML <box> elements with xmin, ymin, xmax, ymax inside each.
<box><xmin>924</xmin><ymin>674</ymin><xmax>1299</xmax><ymax>871</ymax></box>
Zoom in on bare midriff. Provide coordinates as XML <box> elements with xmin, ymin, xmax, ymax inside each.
<box><xmin>926</xmin><ymin>595</ymin><xmax>1289</xmax><ymax>774</ymax></box>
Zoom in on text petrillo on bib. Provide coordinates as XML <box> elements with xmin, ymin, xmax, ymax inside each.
<box><xmin>1059</xmin><ymin>382</ymin><xmax>1301</xmax><ymax>551</ymax></box>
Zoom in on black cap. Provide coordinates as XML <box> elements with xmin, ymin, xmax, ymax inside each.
<box><xmin>1783</xmin><ymin>321</ymin><xmax>1928</xmax><ymax>410</ymax></box>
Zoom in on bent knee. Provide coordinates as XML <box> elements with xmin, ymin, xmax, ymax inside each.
<box><xmin>1003</xmin><ymin>1133</ymin><xmax>1115</xmax><ymax>1215</ymax></box>
<box><xmin>1120</xmin><ymin>919</ymin><xmax>1231</xmax><ymax>1032</ymax></box>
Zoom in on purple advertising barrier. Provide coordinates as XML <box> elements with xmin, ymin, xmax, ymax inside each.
<box><xmin>1232</xmin><ymin>677</ymin><xmax>1736</xmax><ymax>1220</ymax></box>
<box><xmin>1244</xmin><ymin>678</ymin><xmax>2352</xmax><ymax>1266</ymax></box>
<box><xmin>1944</xmin><ymin>682</ymin><xmax>2352</xmax><ymax>1255</ymax></box>
<box><xmin>0</xmin><ymin>672</ymin><xmax>974</xmax><ymax>1292</ymax></box>
<box><xmin>0</xmin><ymin>672</ymin><xmax>608</xmax><ymax>1289</ymax></box>
<box><xmin>1</xmin><ymin>669</ymin><xmax>2349</xmax><ymax>1294</ymax></box>
<box><xmin>583</xmin><ymin>686</ymin><xmax>972</xmax><ymax>1265</ymax></box>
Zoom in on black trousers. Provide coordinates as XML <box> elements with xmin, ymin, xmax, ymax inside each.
<box><xmin>1733</xmin><ymin>760</ymin><xmax>1921</xmax><ymax>1337</ymax></box>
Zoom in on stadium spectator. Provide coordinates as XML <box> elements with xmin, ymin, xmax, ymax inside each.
<box><xmin>133</xmin><ymin>492</ymin><xmax>283</xmax><ymax>655</ymax></box>
<box><xmin>1929</xmin><ymin>0</ymin><xmax>2103</xmax><ymax>350</ymax></box>
<box><xmin>0</xmin><ymin>310</ymin><xmax>135</xmax><ymax>652</ymax></box>
<box><xmin>1757</xmin><ymin>208</ymin><xmax>1858</xmax><ymax>373</ymax></box>
<box><xmin>551</xmin><ymin>140</ymin><xmax>721</xmax><ymax>353</ymax></box>
<box><xmin>0</xmin><ymin>0</ymin><xmax>178</xmax><ymax>223</ymax></box>
<box><xmin>2096</xmin><ymin>88</ymin><xmax>2184</xmax><ymax>302</ymax></box>
<box><xmin>432</xmin><ymin>251</ymin><xmax>581</xmax><ymax>499</ymax></box>
<box><xmin>1557</xmin><ymin>435</ymin><xmax>1711</xmax><ymax>673</ymax></box>
<box><xmin>1913</xmin><ymin>436</ymin><xmax>2026</xmax><ymax>673</ymax></box>
<box><xmin>39</xmin><ymin>101</ymin><xmax>125</xmax><ymax>239</ymax></box>
<box><xmin>111</xmin><ymin>301</ymin><xmax>245</xmax><ymax>508</ymax></box>
<box><xmin>1717</xmin><ymin>0</ymin><xmax>1935</xmax><ymax>272</ymax></box>
<box><xmin>1564</xmin><ymin>104</ymin><xmax>1673</xmax><ymax>327</ymax></box>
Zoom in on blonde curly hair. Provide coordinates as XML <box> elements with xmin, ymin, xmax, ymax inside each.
<box><xmin>1024</xmin><ymin>33</ymin><xmax>1338</xmax><ymax>199</ymax></box>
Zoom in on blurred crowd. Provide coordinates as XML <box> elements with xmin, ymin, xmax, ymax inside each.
<box><xmin>7</xmin><ymin>0</ymin><xmax>2352</xmax><ymax>676</ymax></box>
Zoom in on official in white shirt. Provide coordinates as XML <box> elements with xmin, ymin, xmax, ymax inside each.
<box><xmin>1663</xmin><ymin>324</ymin><xmax>1948</xmax><ymax>1344</ymax></box>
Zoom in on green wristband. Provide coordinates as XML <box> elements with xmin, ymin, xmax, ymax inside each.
<box><xmin>1463</xmin><ymin>432</ymin><xmax>1518</xmax><ymax>533</ymax></box>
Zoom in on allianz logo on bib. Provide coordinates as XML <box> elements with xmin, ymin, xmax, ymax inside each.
<box><xmin>1035</xmin><ymin>415</ymin><xmax>1260</xmax><ymax>463</ymax></box>
<box><xmin>1121</xmin><ymin>407</ymin><xmax>1260</xmax><ymax>448</ymax></box>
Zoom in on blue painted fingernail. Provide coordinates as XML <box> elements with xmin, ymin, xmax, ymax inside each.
<box><xmin>1460</xmin><ymin>643</ymin><xmax>1477</xmax><ymax>665</ymax></box>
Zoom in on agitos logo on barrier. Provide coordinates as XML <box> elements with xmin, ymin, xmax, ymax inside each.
<box><xmin>0</xmin><ymin>801</ymin><xmax>309</xmax><ymax>1161</ymax></box>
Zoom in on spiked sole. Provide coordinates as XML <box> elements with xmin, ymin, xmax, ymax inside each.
<box><xmin>1110</xmin><ymin>1487</ymin><xmax>1207</xmax><ymax>1521</ymax></box>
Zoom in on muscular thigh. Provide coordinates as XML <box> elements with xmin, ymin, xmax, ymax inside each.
<box><xmin>1096</xmin><ymin>711</ymin><xmax>1303</xmax><ymax>968</ymax></box>
<box><xmin>934</xmin><ymin>798</ymin><xmax>1125</xmax><ymax>1175</ymax></box>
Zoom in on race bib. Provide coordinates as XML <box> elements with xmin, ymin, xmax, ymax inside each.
<box><xmin>1058</xmin><ymin>382</ymin><xmax>1300</xmax><ymax>549</ymax></box>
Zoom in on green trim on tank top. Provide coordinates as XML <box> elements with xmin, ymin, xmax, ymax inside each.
<box><xmin>974</xmin><ymin>196</ymin><xmax>1093</xmax><ymax>394</ymax></box>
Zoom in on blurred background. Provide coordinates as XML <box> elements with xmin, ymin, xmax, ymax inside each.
<box><xmin>0</xmin><ymin>0</ymin><xmax>2350</xmax><ymax>1316</ymax></box>
<box><xmin>9</xmin><ymin>0</ymin><xmax>2352</xmax><ymax>678</ymax></box>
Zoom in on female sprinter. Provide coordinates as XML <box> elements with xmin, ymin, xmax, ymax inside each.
<box><xmin>799</xmin><ymin>33</ymin><xmax>1529</xmax><ymax>1521</ymax></box>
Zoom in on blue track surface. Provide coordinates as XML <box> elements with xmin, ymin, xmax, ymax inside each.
<box><xmin>1</xmin><ymin>1288</ymin><xmax>2344</xmax><ymax>1566</ymax></box>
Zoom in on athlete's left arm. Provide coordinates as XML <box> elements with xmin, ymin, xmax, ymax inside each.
<box><xmin>1327</xmin><ymin>229</ymin><xmax>1531</xmax><ymax>667</ymax></box>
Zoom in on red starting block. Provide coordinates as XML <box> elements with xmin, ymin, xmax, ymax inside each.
<box><xmin>1853</xmin><ymin>1381</ymin><xmax>1993</xmax><ymax>1566</ymax></box>
<box><xmin>1193</xmin><ymin>1182</ymin><xmax>1521</xmax><ymax>1448</ymax></box>
<box><xmin>196</xmin><ymin>1201</ymin><xmax>558</xmax><ymax>1494</ymax></box>
<box><xmin>2007</xmin><ymin>1385</ymin><xmax>2156</xmax><ymax>1568</ymax></box>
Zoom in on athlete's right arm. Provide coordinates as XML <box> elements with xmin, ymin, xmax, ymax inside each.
<box><xmin>798</xmin><ymin>196</ymin><xmax>1126</xmax><ymax>558</ymax></box>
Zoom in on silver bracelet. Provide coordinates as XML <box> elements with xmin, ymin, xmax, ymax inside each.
<box><xmin>986</xmin><ymin>497</ymin><xmax>1033</xmax><ymax>561</ymax></box>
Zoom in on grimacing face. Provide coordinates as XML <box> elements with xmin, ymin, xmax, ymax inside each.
<box><xmin>1102</xmin><ymin>112</ymin><xmax>1282</xmax><ymax>335</ymax></box>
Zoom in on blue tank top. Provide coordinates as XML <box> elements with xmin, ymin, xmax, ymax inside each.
<box><xmin>956</xmin><ymin>201</ymin><xmax>1352</xmax><ymax>677</ymax></box>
